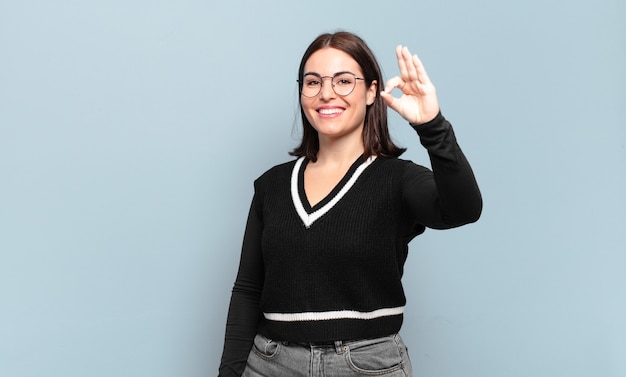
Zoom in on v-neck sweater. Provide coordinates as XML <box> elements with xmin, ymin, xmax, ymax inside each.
<box><xmin>219</xmin><ymin>113</ymin><xmax>482</xmax><ymax>376</ymax></box>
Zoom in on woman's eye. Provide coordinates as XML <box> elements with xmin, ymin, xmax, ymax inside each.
<box><xmin>335</xmin><ymin>76</ymin><xmax>354</xmax><ymax>86</ymax></box>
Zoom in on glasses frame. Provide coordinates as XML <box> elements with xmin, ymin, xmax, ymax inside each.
<box><xmin>298</xmin><ymin>72</ymin><xmax>366</xmax><ymax>98</ymax></box>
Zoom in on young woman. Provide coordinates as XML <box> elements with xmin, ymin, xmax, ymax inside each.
<box><xmin>218</xmin><ymin>31</ymin><xmax>482</xmax><ymax>377</ymax></box>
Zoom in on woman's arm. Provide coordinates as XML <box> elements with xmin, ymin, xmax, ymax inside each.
<box><xmin>402</xmin><ymin>113</ymin><xmax>482</xmax><ymax>229</ymax></box>
<box><xmin>218</xmin><ymin>190</ymin><xmax>265</xmax><ymax>377</ymax></box>
<box><xmin>382</xmin><ymin>45</ymin><xmax>481</xmax><ymax>228</ymax></box>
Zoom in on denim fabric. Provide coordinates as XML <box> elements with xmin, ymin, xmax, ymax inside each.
<box><xmin>242</xmin><ymin>333</ymin><xmax>413</xmax><ymax>377</ymax></box>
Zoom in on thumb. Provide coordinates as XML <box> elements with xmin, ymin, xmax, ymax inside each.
<box><xmin>380</xmin><ymin>91</ymin><xmax>394</xmax><ymax>107</ymax></box>
<box><xmin>380</xmin><ymin>91</ymin><xmax>399</xmax><ymax>110</ymax></box>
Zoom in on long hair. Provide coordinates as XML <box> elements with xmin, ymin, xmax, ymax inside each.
<box><xmin>290</xmin><ymin>31</ymin><xmax>405</xmax><ymax>161</ymax></box>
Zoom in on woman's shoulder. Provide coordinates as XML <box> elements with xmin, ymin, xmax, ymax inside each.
<box><xmin>377</xmin><ymin>156</ymin><xmax>430</xmax><ymax>173</ymax></box>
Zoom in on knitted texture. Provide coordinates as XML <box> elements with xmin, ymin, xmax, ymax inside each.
<box><xmin>255</xmin><ymin>155</ymin><xmax>419</xmax><ymax>342</ymax></box>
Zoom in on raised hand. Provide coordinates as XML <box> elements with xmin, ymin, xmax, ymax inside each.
<box><xmin>380</xmin><ymin>45</ymin><xmax>440</xmax><ymax>125</ymax></box>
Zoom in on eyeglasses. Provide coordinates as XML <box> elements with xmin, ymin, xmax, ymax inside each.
<box><xmin>298</xmin><ymin>72</ymin><xmax>365</xmax><ymax>98</ymax></box>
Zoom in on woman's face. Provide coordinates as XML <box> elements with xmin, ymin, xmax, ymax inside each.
<box><xmin>301</xmin><ymin>48</ymin><xmax>377</xmax><ymax>141</ymax></box>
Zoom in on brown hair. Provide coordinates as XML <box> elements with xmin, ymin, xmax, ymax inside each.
<box><xmin>290</xmin><ymin>31</ymin><xmax>405</xmax><ymax>161</ymax></box>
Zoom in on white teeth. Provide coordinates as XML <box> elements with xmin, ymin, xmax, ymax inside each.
<box><xmin>318</xmin><ymin>108</ymin><xmax>343</xmax><ymax>115</ymax></box>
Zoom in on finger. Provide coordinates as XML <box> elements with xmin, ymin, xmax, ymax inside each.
<box><xmin>383</xmin><ymin>76</ymin><xmax>405</xmax><ymax>94</ymax></box>
<box><xmin>396</xmin><ymin>45</ymin><xmax>408</xmax><ymax>79</ymax></box>
<box><xmin>411</xmin><ymin>53</ymin><xmax>431</xmax><ymax>84</ymax></box>
<box><xmin>402</xmin><ymin>46</ymin><xmax>419</xmax><ymax>82</ymax></box>
<box><xmin>380</xmin><ymin>89</ymin><xmax>406</xmax><ymax>114</ymax></box>
<box><xmin>379</xmin><ymin>90</ymin><xmax>396</xmax><ymax>108</ymax></box>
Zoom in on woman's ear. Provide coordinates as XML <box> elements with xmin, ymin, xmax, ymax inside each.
<box><xmin>366</xmin><ymin>80</ymin><xmax>377</xmax><ymax>106</ymax></box>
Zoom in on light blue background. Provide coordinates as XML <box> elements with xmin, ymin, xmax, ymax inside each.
<box><xmin>1</xmin><ymin>0</ymin><xmax>625</xmax><ymax>376</ymax></box>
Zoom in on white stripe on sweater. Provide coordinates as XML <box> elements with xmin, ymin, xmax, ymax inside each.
<box><xmin>264</xmin><ymin>306</ymin><xmax>404</xmax><ymax>322</ymax></box>
<box><xmin>291</xmin><ymin>156</ymin><xmax>376</xmax><ymax>228</ymax></box>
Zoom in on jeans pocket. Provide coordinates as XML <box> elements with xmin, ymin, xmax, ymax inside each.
<box><xmin>344</xmin><ymin>335</ymin><xmax>406</xmax><ymax>375</ymax></box>
<box><xmin>251</xmin><ymin>334</ymin><xmax>282</xmax><ymax>360</ymax></box>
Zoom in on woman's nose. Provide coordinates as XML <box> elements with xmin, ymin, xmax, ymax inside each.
<box><xmin>319</xmin><ymin>78</ymin><xmax>336</xmax><ymax>100</ymax></box>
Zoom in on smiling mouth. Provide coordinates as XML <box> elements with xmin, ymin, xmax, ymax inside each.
<box><xmin>318</xmin><ymin>108</ymin><xmax>344</xmax><ymax>115</ymax></box>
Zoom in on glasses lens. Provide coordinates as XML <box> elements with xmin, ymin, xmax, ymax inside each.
<box><xmin>332</xmin><ymin>73</ymin><xmax>356</xmax><ymax>96</ymax></box>
<box><xmin>301</xmin><ymin>74</ymin><xmax>321</xmax><ymax>97</ymax></box>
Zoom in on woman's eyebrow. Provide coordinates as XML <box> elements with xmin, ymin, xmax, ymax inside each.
<box><xmin>303</xmin><ymin>70</ymin><xmax>355</xmax><ymax>77</ymax></box>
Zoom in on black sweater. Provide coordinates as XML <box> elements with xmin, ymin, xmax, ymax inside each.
<box><xmin>218</xmin><ymin>113</ymin><xmax>482</xmax><ymax>376</ymax></box>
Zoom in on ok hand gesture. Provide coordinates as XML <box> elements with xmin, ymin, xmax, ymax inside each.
<box><xmin>381</xmin><ymin>46</ymin><xmax>440</xmax><ymax>125</ymax></box>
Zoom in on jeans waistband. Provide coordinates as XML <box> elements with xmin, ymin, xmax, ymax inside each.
<box><xmin>288</xmin><ymin>340</ymin><xmax>348</xmax><ymax>354</ymax></box>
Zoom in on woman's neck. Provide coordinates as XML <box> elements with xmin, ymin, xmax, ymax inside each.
<box><xmin>315</xmin><ymin>131</ymin><xmax>365</xmax><ymax>166</ymax></box>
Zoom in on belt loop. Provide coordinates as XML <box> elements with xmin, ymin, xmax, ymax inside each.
<box><xmin>334</xmin><ymin>340</ymin><xmax>346</xmax><ymax>355</ymax></box>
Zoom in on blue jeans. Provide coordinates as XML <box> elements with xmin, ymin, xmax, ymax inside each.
<box><xmin>242</xmin><ymin>333</ymin><xmax>413</xmax><ymax>377</ymax></box>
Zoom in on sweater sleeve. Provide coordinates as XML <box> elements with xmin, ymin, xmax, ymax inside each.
<box><xmin>218</xmin><ymin>182</ymin><xmax>265</xmax><ymax>377</ymax></box>
<box><xmin>401</xmin><ymin>112</ymin><xmax>482</xmax><ymax>229</ymax></box>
